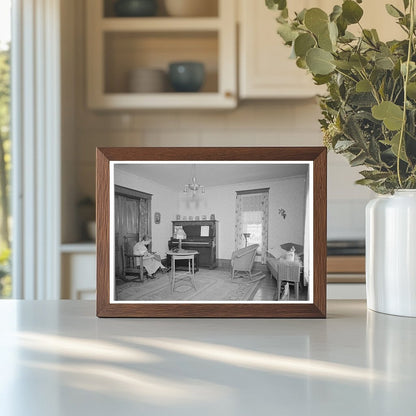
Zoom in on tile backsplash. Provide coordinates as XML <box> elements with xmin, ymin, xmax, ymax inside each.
<box><xmin>61</xmin><ymin>0</ymin><xmax>374</xmax><ymax>242</ymax></box>
<box><xmin>71</xmin><ymin>100</ymin><xmax>374</xmax><ymax>241</ymax></box>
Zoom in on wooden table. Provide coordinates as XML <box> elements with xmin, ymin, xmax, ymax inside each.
<box><xmin>167</xmin><ymin>250</ymin><xmax>198</xmax><ymax>293</ymax></box>
<box><xmin>1</xmin><ymin>300</ymin><xmax>416</xmax><ymax>415</ymax></box>
<box><xmin>166</xmin><ymin>249</ymin><xmax>200</xmax><ymax>271</ymax></box>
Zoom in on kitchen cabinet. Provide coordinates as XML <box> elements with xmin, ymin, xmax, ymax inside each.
<box><xmin>238</xmin><ymin>0</ymin><xmax>404</xmax><ymax>99</ymax></box>
<box><xmin>61</xmin><ymin>244</ymin><xmax>96</xmax><ymax>300</ymax></box>
<box><xmin>239</xmin><ymin>0</ymin><xmax>325</xmax><ymax>99</ymax></box>
<box><xmin>86</xmin><ymin>0</ymin><xmax>237</xmax><ymax>109</ymax></box>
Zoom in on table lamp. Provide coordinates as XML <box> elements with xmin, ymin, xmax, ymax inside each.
<box><xmin>175</xmin><ymin>226</ymin><xmax>187</xmax><ymax>252</ymax></box>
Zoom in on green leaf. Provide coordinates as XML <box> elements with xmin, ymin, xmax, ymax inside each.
<box><xmin>306</xmin><ymin>48</ymin><xmax>335</xmax><ymax>75</ymax></box>
<box><xmin>304</xmin><ymin>8</ymin><xmax>329</xmax><ymax>35</ymax></box>
<box><xmin>403</xmin><ymin>0</ymin><xmax>410</xmax><ymax>10</ymax></box>
<box><xmin>350</xmin><ymin>152</ymin><xmax>367</xmax><ymax>167</ymax></box>
<box><xmin>401</xmin><ymin>61</ymin><xmax>416</xmax><ymax>76</ymax></box>
<box><xmin>266</xmin><ymin>0</ymin><xmax>287</xmax><ymax>11</ymax></box>
<box><xmin>313</xmin><ymin>74</ymin><xmax>332</xmax><ymax>85</ymax></box>
<box><xmin>382</xmin><ymin>132</ymin><xmax>409</xmax><ymax>162</ymax></box>
<box><xmin>360</xmin><ymin>170</ymin><xmax>392</xmax><ymax>181</ymax></box>
<box><xmin>344</xmin><ymin>115</ymin><xmax>367</xmax><ymax>147</ymax></box>
<box><xmin>371</xmin><ymin>29</ymin><xmax>380</xmax><ymax>43</ymax></box>
<box><xmin>294</xmin><ymin>33</ymin><xmax>316</xmax><ymax>58</ymax></box>
<box><xmin>277</xmin><ymin>23</ymin><xmax>298</xmax><ymax>43</ymax></box>
<box><xmin>342</xmin><ymin>0</ymin><xmax>364</xmax><ymax>24</ymax></box>
<box><xmin>363</xmin><ymin>29</ymin><xmax>376</xmax><ymax>46</ymax></box>
<box><xmin>356</xmin><ymin>79</ymin><xmax>372</xmax><ymax>92</ymax></box>
<box><xmin>318</xmin><ymin>27</ymin><xmax>334</xmax><ymax>52</ymax></box>
<box><xmin>407</xmin><ymin>82</ymin><xmax>416</xmax><ymax>99</ymax></box>
<box><xmin>350</xmin><ymin>54</ymin><xmax>368</xmax><ymax>70</ymax></box>
<box><xmin>355</xmin><ymin>178</ymin><xmax>376</xmax><ymax>186</ymax></box>
<box><xmin>296</xmin><ymin>8</ymin><xmax>307</xmax><ymax>23</ymax></box>
<box><xmin>339</xmin><ymin>31</ymin><xmax>356</xmax><ymax>43</ymax></box>
<box><xmin>375</xmin><ymin>55</ymin><xmax>395</xmax><ymax>70</ymax></box>
<box><xmin>372</xmin><ymin>101</ymin><xmax>404</xmax><ymax>131</ymax></box>
<box><xmin>330</xmin><ymin>5</ymin><xmax>342</xmax><ymax>22</ymax></box>
<box><xmin>385</xmin><ymin>4</ymin><xmax>404</xmax><ymax>18</ymax></box>
<box><xmin>296</xmin><ymin>57</ymin><xmax>308</xmax><ymax>69</ymax></box>
<box><xmin>336</xmin><ymin>15</ymin><xmax>348</xmax><ymax>36</ymax></box>
<box><xmin>334</xmin><ymin>140</ymin><xmax>355</xmax><ymax>151</ymax></box>
<box><xmin>333</xmin><ymin>60</ymin><xmax>353</xmax><ymax>70</ymax></box>
<box><xmin>328</xmin><ymin>21</ymin><xmax>338</xmax><ymax>45</ymax></box>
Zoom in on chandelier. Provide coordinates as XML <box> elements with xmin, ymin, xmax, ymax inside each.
<box><xmin>184</xmin><ymin>164</ymin><xmax>205</xmax><ymax>196</ymax></box>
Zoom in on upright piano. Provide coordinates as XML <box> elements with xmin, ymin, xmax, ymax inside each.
<box><xmin>168</xmin><ymin>220</ymin><xmax>218</xmax><ymax>269</ymax></box>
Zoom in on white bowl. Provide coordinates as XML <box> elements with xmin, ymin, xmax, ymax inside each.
<box><xmin>128</xmin><ymin>68</ymin><xmax>167</xmax><ymax>93</ymax></box>
<box><xmin>164</xmin><ymin>0</ymin><xmax>218</xmax><ymax>17</ymax></box>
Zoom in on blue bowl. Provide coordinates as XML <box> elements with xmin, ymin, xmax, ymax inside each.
<box><xmin>114</xmin><ymin>0</ymin><xmax>158</xmax><ymax>17</ymax></box>
<box><xmin>168</xmin><ymin>62</ymin><xmax>205</xmax><ymax>93</ymax></box>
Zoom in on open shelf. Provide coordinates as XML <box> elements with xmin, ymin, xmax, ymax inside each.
<box><xmin>91</xmin><ymin>93</ymin><xmax>235</xmax><ymax>109</ymax></box>
<box><xmin>104</xmin><ymin>31</ymin><xmax>218</xmax><ymax>94</ymax></box>
<box><xmin>101</xmin><ymin>17</ymin><xmax>221</xmax><ymax>32</ymax></box>
<box><xmin>87</xmin><ymin>0</ymin><xmax>236</xmax><ymax>109</ymax></box>
<box><xmin>103</xmin><ymin>0</ymin><xmax>219</xmax><ymax>18</ymax></box>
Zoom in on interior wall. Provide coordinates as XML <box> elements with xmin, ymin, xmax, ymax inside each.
<box><xmin>61</xmin><ymin>0</ymin><xmax>375</xmax><ymax>243</ymax></box>
<box><xmin>178</xmin><ymin>176</ymin><xmax>306</xmax><ymax>259</ymax></box>
<box><xmin>114</xmin><ymin>168</ymin><xmax>178</xmax><ymax>255</ymax></box>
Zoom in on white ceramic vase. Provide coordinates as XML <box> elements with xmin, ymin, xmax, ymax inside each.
<box><xmin>366</xmin><ymin>190</ymin><xmax>416</xmax><ymax>317</ymax></box>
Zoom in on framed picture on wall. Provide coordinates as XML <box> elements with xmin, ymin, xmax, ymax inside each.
<box><xmin>96</xmin><ymin>147</ymin><xmax>327</xmax><ymax>318</ymax></box>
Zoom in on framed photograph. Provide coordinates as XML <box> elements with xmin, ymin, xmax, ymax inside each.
<box><xmin>96</xmin><ymin>147</ymin><xmax>327</xmax><ymax>318</ymax></box>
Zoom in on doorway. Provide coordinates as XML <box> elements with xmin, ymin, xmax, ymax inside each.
<box><xmin>114</xmin><ymin>186</ymin><xmax>152</xmax><ymax>277</ymax></box>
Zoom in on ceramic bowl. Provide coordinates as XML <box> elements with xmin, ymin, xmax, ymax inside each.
<box><xmin>114</xmin><ymin>0</ymin><xmax>158</xmax><ymax>17</ymax></box>
<box><xmin>168</xmin><ymin>62</ymin><xmax>205</xmax><ymax>92</ymax></box>
<box><xmin>128</xmin><ymin>68</ymin><xmax>167</xmax><ymax>93</ymax></box>
<box><xmin>164</xmin><ymin>0</ymin><xmax>217</xmax><ymax>17</ymax></box>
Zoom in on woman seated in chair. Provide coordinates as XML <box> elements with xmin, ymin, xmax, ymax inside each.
<box><xmin>133</xmin><ymin>235</ymin><xmax>166</xmax><ymax>278</ymax></box>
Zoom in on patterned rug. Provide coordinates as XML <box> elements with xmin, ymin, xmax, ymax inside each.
<box><xmin>116</xmin><ymin>269</ymin><xmax>266</xmax><ymax>301</ymax></box>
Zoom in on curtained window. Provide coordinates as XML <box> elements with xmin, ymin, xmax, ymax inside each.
<box><xmin>235</xmin><ymin>189</ymin><xmax>269</xmax><ymax>264</ymax></box>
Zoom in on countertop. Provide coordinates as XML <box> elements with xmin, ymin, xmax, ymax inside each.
<box><xmin>0</xmin><ymin>300</ymin><xmax>415</xmax><ymax>415</ymax></box>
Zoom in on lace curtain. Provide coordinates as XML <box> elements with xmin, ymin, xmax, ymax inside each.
<box><xmin>139</xmin><ymin>198</ymin><xmax>150</xmax><ymax>239</ymax></box>
<box><xmin>235</xmin><ymin>191</ymin><xmax>269</xmax><ymax>264</ymax></box>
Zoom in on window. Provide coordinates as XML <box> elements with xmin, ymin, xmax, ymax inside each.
<box><xmin>235</xmin><ymin>189</ymin><xmax>269</xmax><ymax>263</ymax></box>
<box><xmin>0</xmin><ymin>0</ymin><xmax>11</xmax><ymax>298</ymax></box>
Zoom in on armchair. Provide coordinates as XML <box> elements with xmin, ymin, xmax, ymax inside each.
<box><xmin>231</xmin><ymin>244</ymin><xmax>259</xmax><ymax>280</ymax></box>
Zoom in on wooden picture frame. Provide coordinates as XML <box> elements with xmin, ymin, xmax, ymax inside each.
<box><xmin>97</xmin><ymin>147</ymin><xmax>327</xmax><ymax>318</ymax></box>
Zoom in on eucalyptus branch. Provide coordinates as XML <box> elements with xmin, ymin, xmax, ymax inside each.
<box><xmin>334</xmin><ymin>68</ymin><xmax>358</xmax><ymax>84</ymax></box>
<box><xmin>359</xmin><ymin>69</ymin><xmax>381</xmax><ymax>104</ymax></box>
<box><xmin>397</xmin><ymin>0</ymin><xmax>415</xmax><ymax>188</ymax></box>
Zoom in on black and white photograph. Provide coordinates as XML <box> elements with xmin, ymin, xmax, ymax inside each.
<box><xmin>110</xmin><ymin>161</ymin><xmax>313</xmax><ymax>303</ymax></box>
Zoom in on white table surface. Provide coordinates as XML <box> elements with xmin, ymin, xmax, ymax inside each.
<box><xmin>0</xmin><ymin>300</ymin><xmax>415</xmax><ymax>416</ymax></box>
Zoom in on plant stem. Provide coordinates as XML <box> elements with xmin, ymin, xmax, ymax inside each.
<box><xmin>397</xmin><ymin>0</ymin><xmax>415</xmax><ymax>188</ymax></box>
<box><xmin>334</xmin><ymin>68</ymin><xmax>358</xmax><ymax>84</ymax></box>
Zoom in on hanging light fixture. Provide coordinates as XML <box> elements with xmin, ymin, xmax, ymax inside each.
<box><xmin>184</xmin><ymin>164</ymin><xmax>205</xmax><ymax>196</ymax></box>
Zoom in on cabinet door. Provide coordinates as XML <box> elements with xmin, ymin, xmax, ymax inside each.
<box><xmin>239</xmin><ymin>0</ymin><xmax>326</xmax><ymax>99</ymax></box>
<box><xmin>239</xmin><ymin>0</ymin><xmax>404</xmax><ymax>99</ymax></box>
<box><xmin>62</xmin><ymin>253</ymin><xmax>96</xmax><ymax>300</ymax></box>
